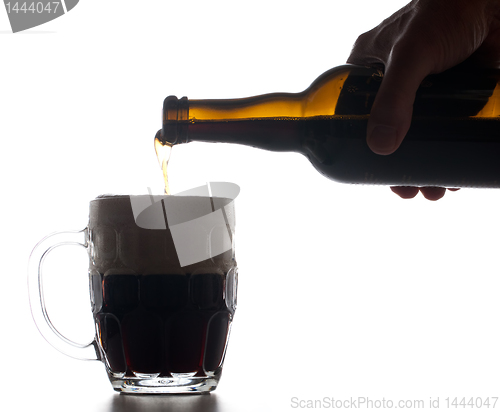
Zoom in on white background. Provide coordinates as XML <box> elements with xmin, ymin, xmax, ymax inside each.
<box><xmin>2</xmin><ymin>1</ymin><xmax>500</xmax><ymax>411</ymax></box>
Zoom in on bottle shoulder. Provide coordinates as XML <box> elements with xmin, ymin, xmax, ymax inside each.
<box><xmin>304</xmin><ymin>64</ymin><xmax>381</xmax><ymax>95</ymax></box>
<box><xmin>301</xmin><ymin>65</ymin><xmax>382</xmax><ymax>117</ymax></box>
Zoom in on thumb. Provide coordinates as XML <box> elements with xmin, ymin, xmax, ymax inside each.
<box><xmin>367</xmin><ymin>61</ymin><xmax>430</xmax><ymax>155</ymax></box>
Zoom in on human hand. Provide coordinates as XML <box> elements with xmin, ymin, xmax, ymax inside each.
<box><xmin>347</xmin><ymin>0</ymin><xmax>500</xmax><ymax>200</ymax></box>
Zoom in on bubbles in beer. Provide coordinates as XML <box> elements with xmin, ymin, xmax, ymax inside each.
<box><xmin>154</xmin><ymin>132</ymin><xmax>172</xmax><ymax>195</ymax></box>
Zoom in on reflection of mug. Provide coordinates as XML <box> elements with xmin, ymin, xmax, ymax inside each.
<box><xmin>28</xmin><ymin>194</ymin><xmax>238</xmax><ymax>394</ymax></box>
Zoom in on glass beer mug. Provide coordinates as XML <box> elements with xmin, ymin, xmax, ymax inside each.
<box><xmin>28</xmin><ymin>184</ymin><xmax>239</xmax><ymax>394</ymax></box>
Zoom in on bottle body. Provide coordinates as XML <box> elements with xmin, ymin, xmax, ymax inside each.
<box><xmin>160</xmin><ymin>65</ymin><xmax>500</xmax><ymax>188</ymax></box>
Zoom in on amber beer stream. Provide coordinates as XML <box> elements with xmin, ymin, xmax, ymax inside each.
<box><xmin>154</xmin><ymin>138</ymin><xmax>172</xmax><ymax>194</ymax></box>
<box><xmin>156</xmin><ymin>64</ymin><xmax>500</xmax><ymax>188</ymax></box>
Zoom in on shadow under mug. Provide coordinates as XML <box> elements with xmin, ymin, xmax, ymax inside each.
<box><xmin>28</xmin><ymin>195</ymin><xmax>238</xmax><ymax>394</ymax></box>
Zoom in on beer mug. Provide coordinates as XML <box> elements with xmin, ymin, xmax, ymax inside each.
<box><xmin>28</xmin><ymin>184</ymin><xmax>239</xmax><ymax>394</ymax></box>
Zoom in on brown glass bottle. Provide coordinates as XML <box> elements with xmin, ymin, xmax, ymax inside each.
<box><xmin>158</xmin><ymin>65</ymin><xmax>500</xmax><ymax>188</ymax></box>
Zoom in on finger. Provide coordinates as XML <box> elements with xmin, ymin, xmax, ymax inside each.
<box><xmin>347</xmin><ymin>3</ymin><xmax>415</xmax><ymax>67</ymax></box>
<box><xmin>347</xmin><ymin>30</ymin><xmax>389</xmax><ymax>68</ymax></box>
<box><xmin>367</xmin><ymin>51</ymin><xmax>432</xmax><ymax>155</ymax></box>
<box><xmin>420</xmin><ymin>187</ymin><xmax>447</xmax><ymax>201</ymax></box>
<box><xmin>390</xmin><ymin>186</ymin><xmax>419</xmax><ymax>199</ymax></box>
<box><xmin>391</xmin><ymin>186</ymin><xmax>459</xmax><ymax>200</ymax></box>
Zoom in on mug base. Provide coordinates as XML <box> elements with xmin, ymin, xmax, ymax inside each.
<box><xmin>109</xmin><ymin>373</ymin><xmax>220</xmax><ymax>394</ymax></box>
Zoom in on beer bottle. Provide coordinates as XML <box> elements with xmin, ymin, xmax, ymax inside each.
<box><xmin>157</xmin><ymin>64</ymin><xmax>500</xmax><ymax>188</ymax></box>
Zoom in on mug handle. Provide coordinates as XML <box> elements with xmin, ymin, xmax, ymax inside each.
<box><xmin>27</xmin><ymin>229</ymin><xmax>99</xmax><ymax>361</ymax></box>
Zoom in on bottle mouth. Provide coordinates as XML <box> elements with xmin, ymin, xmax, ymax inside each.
<box><xmin>162</xmin><ymin>95</ymin><xmax>189</xmax><ymax>144</ymax></box>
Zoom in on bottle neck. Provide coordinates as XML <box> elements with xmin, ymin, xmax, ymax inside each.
<box><xmin>161</xmin><ymin>94</ymin><xmax>304</xmax><ymax>152</ymax></box>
